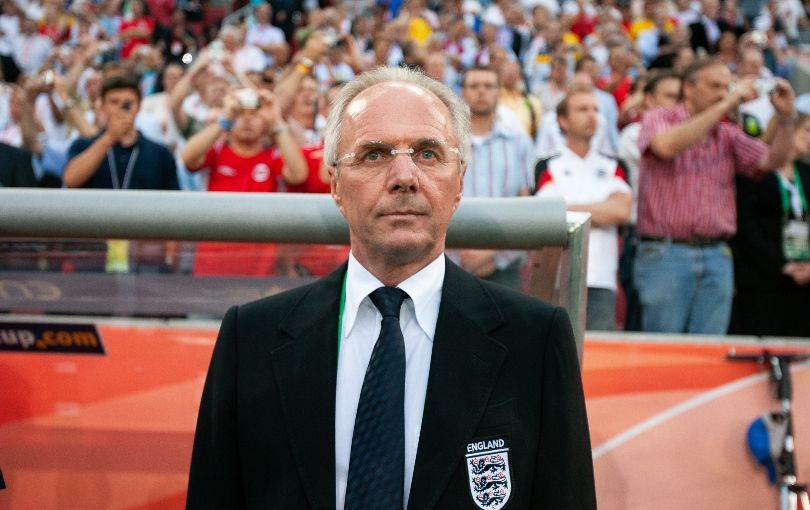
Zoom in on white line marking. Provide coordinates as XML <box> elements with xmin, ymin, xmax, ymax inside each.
<box><xmin>592</xmin><ymin>362</ymin><xmax>810</xmax><ymax>460</ymax></box>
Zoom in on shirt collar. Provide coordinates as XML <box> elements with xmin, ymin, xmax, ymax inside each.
<box><xmin>560</xmin><ymin>144</ymin><xmax>598</xmax><ymax>162</ymax></box>
<box><xmin>471</xmin><ymin>118</ymin><xmax>517</xmax><ymax>144</ymax></box>
<box><xmin>343</xmin><ymin>252</ymin><xmax>445</xmax><ymax>342</ymax></box>
<box><xmin>492</xmin><ymin>119</ymin><xmax>517</xmax><ymax>139</ymax></box>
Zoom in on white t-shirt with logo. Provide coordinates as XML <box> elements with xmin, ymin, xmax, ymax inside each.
<box><xmin>535</xmin><ymin>147</ymin><xmax>631</xmax><ymax>291</ymax></box>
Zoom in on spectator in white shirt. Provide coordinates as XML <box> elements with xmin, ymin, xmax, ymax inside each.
<box><xmin>245</xmin><ymin>3</ymin><xmax>289</xmax><ymax>69</ymax></box>
<box><xmin>12</xmin><ymin>17</ymin><xmax>52</xmax><ymax>76</ymax></box>
<box><xmin>220</xmin><ymin>24</ymin><xmax>266</xmax><ymax>75</ymax></box>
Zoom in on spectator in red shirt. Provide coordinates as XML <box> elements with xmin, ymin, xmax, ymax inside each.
<box><xmin>119</xmin><ymin>0</ymin><xmax>155</xmax><ymax>59</ymax></box>
<box><xmin>286</xmin><ymin>74</ymin><xmax>325</xmax><ymax>148</ymax></box>
<box><xmin>634</xmin><ymin>57</ymin><xmax>797</xmax><ymax>334</ymax></box>
<box><xmin>596</xmin><ymin>46</ymin><xmax>635</xmax><ymax>108</ymax></box>
<box><xmin>285</xmin><ymin>82</ymin><xmax>349</xmax><ymax>276</ymax></box>
<box><xmin>181</xmin><ymin>88</ymin><xmax>308</xmax><ymax>275</ymax></box>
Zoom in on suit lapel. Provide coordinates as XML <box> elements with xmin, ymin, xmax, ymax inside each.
<box><xmin>269</xmin><ymin>264</ymin><xmax>346</xmax><ymax>509</ymax></box>
<box><xmin>408</xmin><ymin>259</ymin><xmax>508</xmax><ymax>510</ymax></box>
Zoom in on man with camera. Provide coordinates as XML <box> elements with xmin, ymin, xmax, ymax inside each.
<box><xmin>181</xmin><ymin>87</ymin><xmax>307</xmax><ymax>192</ymax></box>
<box><xmin>63</xmin><ymin>73</ymin><xmax>179</xmax><ymax>190</ymax></box>
<box><xmin>180</xmin><ymin>86</ymin><xmax>307</xmax><ymax>275</ymax></box>
<box><xmin>634</xmin><ymin>57</ymin><xmax>797</xmax><ymax>334</ymax></box>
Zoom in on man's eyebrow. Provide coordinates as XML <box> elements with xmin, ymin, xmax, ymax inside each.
<box><xmin>354</xmin><ymin>138</ymin><xmax>447</xmax><ymax>150</ymax></box>
<box><xmin>354</xmin><ymin>140</ymin><xmax>391</xmax><ymax>151</ymax></box>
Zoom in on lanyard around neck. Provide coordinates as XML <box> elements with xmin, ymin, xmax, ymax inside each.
<box><xmin>106</xmin><ymin>145</ymin><xmax>140</xmax><ymax>190</ymax></box>
<box><xmin>778</xmin><ymin>166</ymin><xmax>809</xmax><ymax>220</ymax></box>
<box><xmin>336</xmin><ymin>272</ymin><xmax>347</xmax><ymax>364</ymax></box>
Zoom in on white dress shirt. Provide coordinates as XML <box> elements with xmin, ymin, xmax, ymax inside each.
<box><xmin>335</xmin><ymin>252</ymin><xmax>444</xmax><ymax>510</ymax></box>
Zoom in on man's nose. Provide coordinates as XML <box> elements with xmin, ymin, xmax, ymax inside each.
<box><xmin>387</xmin><ymin>153</ymin><xmax>419</xmax><ymax>192</ymax></box>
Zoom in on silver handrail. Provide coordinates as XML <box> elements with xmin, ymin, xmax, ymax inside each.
<box><xmin>0</xmin><ymin>189</ymin><xmax>589</xmax><ymax>358</ymax></box>
<box><xmin>0</xmin><ymin>190</ymin><xmax>569</xmax><ymax>247</ymax></box>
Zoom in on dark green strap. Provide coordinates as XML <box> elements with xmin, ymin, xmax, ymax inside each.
<box><xmin>778</xmin><ymin>166</ymin><xmax>809</xmax><ymax>220</ymax></box>
<box><xmin>337</xmin><ymin>272</ymin><xmax>347</xmax><ymax>364</ymax></box>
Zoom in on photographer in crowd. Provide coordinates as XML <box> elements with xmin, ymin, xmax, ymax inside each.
<box><xmin>63</xmin><ymin>72</ymin><xmax>178</xmax><ymax>190</ymax></box>
<box><xmin>634</xmin><ymin>57</ymin><xmax>797</xmax><ymax>334</ymax></box>
<box><xmin>180</xmin><ymin>86</ymin><xmax>306</xmax><ymax>275</ymax></box>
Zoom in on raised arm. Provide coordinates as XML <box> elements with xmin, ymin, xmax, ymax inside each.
<box><xmin>53</xmin><ymin>75</ymin><xmax>98</xmax><ymax>138</ymax></box>
<box><xmin>63</xmin><ymin>100</ymin><xmax>137</xmax><ymax>188</ymax></box>
<box><xmin>181</xmin><ymin>92</ymin><xmax>238</xmax><ymax>170</ymax></box>
<box><xmin>757</xmin><ymin>79</ymin><xmax>797</xmax><ymax>171</ymax></box>
<box><xmin>274</xmin><ymin>31</ymin><xmax>329</xmax><ymax>115</ymax></box>
<box><xmin>258</xmin><ymin>90</ymin><xmax>307</xmax><ymax>185</ymax></box>
<box><xmin>169</xmin><ymin>52</ymin><xmax>212</xmax><ymax>135</ymax></box>
<box><xmin>20</xmin><ymin>85</ymin><xmax>45</xmax><ymax>156</ymax></box>
<box><xmin>649</xmin><ymin>78</ymin><xmax>755</xmax><ymax>160</ymax></box>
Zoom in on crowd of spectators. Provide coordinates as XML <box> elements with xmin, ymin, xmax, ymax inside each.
<box><xmin>1</xmin><ymin>0</ymin><xmax>810</xmax><ymax>336</ymax></box>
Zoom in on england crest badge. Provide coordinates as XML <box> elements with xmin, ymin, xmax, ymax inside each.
<box><xmin>465</xmin><ymin>437</ymin><xmax>512</xmax><ymax>510</ymax></box>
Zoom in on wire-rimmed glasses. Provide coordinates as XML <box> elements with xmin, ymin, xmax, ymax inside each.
<box><xmin>332</xmin><ymin>138</ymin><xmax>462</xmax><ymax>172</ymax></box>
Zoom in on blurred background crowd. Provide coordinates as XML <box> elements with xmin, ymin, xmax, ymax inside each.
<box><xmin>1</xmin><ymin>0</ymin><xmax>810</xmax><ymax>336</ymax></box>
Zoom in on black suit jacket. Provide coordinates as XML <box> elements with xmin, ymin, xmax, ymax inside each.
<box><xmin>187</xmin><ymin>259</ymin><xmax>595</xmax><ymax>509</ymax></box>
<box><xmin>688</xmin><ymin>18</ymin><xmax>732</xmax><ymax>55</ymax></box>
<box><xmin>0</xmin><ymin>143</ymin><xmax>36</xmax><ymax>188</ymax></box>
<box><xmin>732</xmin><ymin>164</ymin><xmax>810</xmax><ymax>291</ymax></box>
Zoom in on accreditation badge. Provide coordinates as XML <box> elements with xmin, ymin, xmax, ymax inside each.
<box><xmin>782</xmin><ymin>220</ymin><xmax>810</xmax><ymax>261</ymax></box>
<box><xmin>465</xmin><ymin>437</ymin><xmax>513</xmax><ymax>510</ymax></box>
<box><xmin>105</xmin><ymin>239</ymin><xmax>130</xmax><ymax>273</ymax></box>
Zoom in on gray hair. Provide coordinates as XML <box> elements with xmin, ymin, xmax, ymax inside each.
<box><xmin>219</xmin><ymin>24</ymin><xmax>243</xmax><ymax>42</ymax></box>
<box><xmin>323</xmin><ymin>66</ymin><xmax>471</xmax><ymax>175</ymax></box>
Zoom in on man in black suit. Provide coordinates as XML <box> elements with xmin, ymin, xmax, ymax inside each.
<box><xmin>688</xmin><ymin>0</ymin><xmax>730</xmax><ymax>54</ymax></box>
<box><xmin>187</xmin><ymin>66</ymin><xmax>595</xmax><ymax>510</ymax></box>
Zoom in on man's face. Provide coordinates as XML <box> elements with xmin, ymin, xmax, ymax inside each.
<box><xmin>163</xmin><ymin>65</ymin><xmax>183</xmax><ymax>92</ymax></box>
<box><xmin>102</xmin><ymin>88</ymin><xmax>140</xmax><ymax>118</ymax></box>
<box><xmin>462</xmin><ymin>70</ymin><xmax>499</xmax><ymax>116</ymax></box>
<box><xmin>500</xmin><ymin>61</ymin><xmax>521</xmax><ymax>89</ymax></box>
<box><xmin>423</xmin><ymin>54</ymin><xmax>446</xmax><ymax>82</ymax></box>
<box><xmin>255</xmin><ymin>3</ymin><xmax>270</xmax><ymax>23</ymax></box>
<box><xmin>685</xmin><ymin>64</ymin><xmax>731</xmax><ymax>113</ymax></box>
<box><xmin>701</xmin><ymin>0</ymin><xmax>719</xmax><ymax>18</ymax></box>
<box><xmin>578</xmin><ymin>60</ymin><xmax>599</xmax><ymax>81</ymax></box>
<box><xmin>648</xmin><ymin>77</ymin><xmax>681</xmax><ymax>108</ymax></box>
<box><xmin>331</xmin><ymin>82</ymin><xmax>465</xmax><ymax>269</ymax></box>
<box><xmin>293</xmin><ymin>77</ymin><xmax>319</xmax><ymax>116</ymax></box>
<box><xmin>559</xmin><ymin>92</ymin><xmax>599</xmax><ymax>141</ymax></box>
<box><xmin>204</xmin><ymin>78</ymin><xmax>228</xmax><ymax>106</ymax></box>
<box><xmin>738</xmin><ymin>51</ymin><xmax>764</xmax><ymax>78</ymax></box>
<box><xmin>231</xmin><ymin>108</ymin><xmax>264</xmax><ymax>143</ymax></box>
<box><xmin>550</xmin><ymin>60</ymin><xmax>568</xmax><ymax>84</ymax></box>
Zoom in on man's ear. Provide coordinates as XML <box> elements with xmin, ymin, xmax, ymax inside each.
<box><xmin>331</xmin><ymin>172</ymin><xmax>346</xmax><ymax>216</ymax></box>
<box><xmin>453</xmin><ymin>166</ymin><xmax>465</xmax><ymax>211</ymax></box>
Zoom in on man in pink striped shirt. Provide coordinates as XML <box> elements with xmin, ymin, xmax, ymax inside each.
<box><xmin>635</xmin><ymin>57</ymin><xmax>797</xmax><ymax>334</ymax></box>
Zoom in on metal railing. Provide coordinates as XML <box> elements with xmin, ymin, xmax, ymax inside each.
<box><xmin>0</xmin><ymin>189</ymin><xmax>589</xmax><ymax>357</ymax></box>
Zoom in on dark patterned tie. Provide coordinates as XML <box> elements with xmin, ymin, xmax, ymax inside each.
<box><xmin>344</xmin><ymin>286</ymin><xmax>409</xmax><ymax>510</ymax></box>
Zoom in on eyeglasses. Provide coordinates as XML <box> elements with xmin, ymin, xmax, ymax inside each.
<box><xmin>333</xmin><ymin>139</ymin><xmax>462</xmax><ymax>171</ymax></box>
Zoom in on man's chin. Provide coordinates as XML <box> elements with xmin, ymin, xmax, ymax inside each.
<box><xmin>377</xmin><ymin>237</ymin><xmax>437</xmax><ymax>266</ymax></box>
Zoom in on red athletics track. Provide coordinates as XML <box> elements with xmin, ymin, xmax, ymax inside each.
<box><xmin>0</xmin><ymin>321</ymin><xmax>808</xmax><ymax>509</ymax></box>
